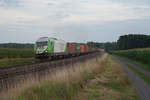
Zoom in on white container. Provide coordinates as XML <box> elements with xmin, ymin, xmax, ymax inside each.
<box><xmin>54</xmin><ymin>39</ymin><xmax>66</xmax><ymax>53</ymax></box>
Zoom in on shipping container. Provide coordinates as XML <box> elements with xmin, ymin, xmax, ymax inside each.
<box><xmin>54</xmin><ymin>39</ymin><xmax>67</xmax><ymax>53</ymax></box>
<box><xmin>80</xmin><ymin>44</ymin><xmax>86</xmax><ymax>53</ymax></box>
<box><xmin>85</xmin><ymin>45</ymin><xmax>89</xmax><ymax>52</ymax></box>
<box><xmin>68</xmin><ymin>43</ymin><xmax>76</xmax><ymax>54</ymax></box>
<box><xmin>76</xmin><ymin>43</ymin><xmax>80</xmax><ymax>54</ymax></box>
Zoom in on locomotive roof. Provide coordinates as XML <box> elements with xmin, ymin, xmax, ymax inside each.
<box><xmin>36</xmin><ymin>37</ymin><xmax>65</xmax><ymax>42</ymax></box>
<box><xmin>36</xmin><ymin>37</ymin><xmax>48</xmax><ymax>42</ymax></box>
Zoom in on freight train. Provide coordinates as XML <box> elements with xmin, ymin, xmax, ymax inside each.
<box><xmin>34</xmin><ymin>37</ymin><xmax>98</xmax><ymax>59</ymax></box>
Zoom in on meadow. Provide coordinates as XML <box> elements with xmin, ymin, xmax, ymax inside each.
<box><xmin>0</xmin><ymin>48</ymin><xmax>34</xmax><ymax>59</ymax></box>
<box><xmin>113</xmin><ymin>48</ymin><xmax>150</xmax><ymax>70</ymax></box>
<box><xmin>0</xmin><ymin>48</ymin><xmax>35</xmax><ymax>67</ymax></box>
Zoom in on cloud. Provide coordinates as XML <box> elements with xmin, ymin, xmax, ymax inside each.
<box><xmin>0</xmin><ymin>0</ymin><xmax>150</xmax><ymax>43</ymax></box>
<box><xmin>0</xmin><ymin>9</ymin><xmax>43</xmax><ymax>26</ymax></box>
<box><xmin>59</xmin><ymin>2</ymin><xmax>150</xmax><ymax>24</ymax></box>
<box><xmin>0</xmin><ymin>0</ymin><xmax>21</xmax><ymax>8</ymax></box>
<box><xmin>1</xmin><ymin>0</ymin><xmax>150</xmax><ymax>25</ymax></box>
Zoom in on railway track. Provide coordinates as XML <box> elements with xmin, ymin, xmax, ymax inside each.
<box><xmin>0</xmin><ymin>52</ymin><xmax>103</xmax><ymax>92</ymax></box>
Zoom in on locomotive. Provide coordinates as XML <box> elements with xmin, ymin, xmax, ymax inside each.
<box><xmin>34</xmin><ymin>37</ymin><xmax>97</xmax><ymax>59</ymax></box>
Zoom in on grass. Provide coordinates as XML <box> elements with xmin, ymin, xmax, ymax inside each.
<box><xmin>76</xmin><ymin>55</ymin><xmax>140</xmax><ymax>100</ymax></box>
<box><xmin>113</xmin><ymin>48</ymin><xmax>150</xmax><ymax>71</ymax></box>
<box><xmin>117</xmin><ymin>55</ymin><xmax>150</xmax><ymax>71</ymax></box>
<box><xmin>0</xmin><ymin>48</ymin><xmax>34</xmax><ymax>59</ymax></box>
<box><xmin>126</xmin><ymin>64</ymin><xmax>150</xmax><ymax>85</ymax></box>
<box><xmin>125</xmin><ymin>57</ymin><xmax>150</xmax><ymax>71</ymax></box>
<box><xmin>0</xmin><ymin>58</ymin><xmax>38</xmax><ymax>67</ymax></box>
<box><xmin>0</xmin><ymin>48</ymin><xmax>35</xmax><ymax>67</ymax></box>
<box><xmin>0</xmin><ymin>54</ymin><xmax>139</xmax><ymax>100</ymax></box>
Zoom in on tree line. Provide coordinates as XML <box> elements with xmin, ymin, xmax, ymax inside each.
<box><xmin>88</xmin><ymin>34</ymin><xmax>150</xmax><ymax>52</ymax></box>
<box><xmin>0</xmin><ymin>43</ymin><xmax>34</xmax><ymax>49</ymax></box>
<box><xmin>117</xmin><ymin>34</ymin><xmax>150</xmax><ymax>50</ymax></box>
<box><xmin>1</xmin><ymin>34</ymin><xmax>150</xmax><ymax>51</ymax></box>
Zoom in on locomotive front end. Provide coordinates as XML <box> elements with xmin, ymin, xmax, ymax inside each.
<box><xmin>34</xmin><ymin>37</ymin><xmax>49</xmax><ymax>58</ymax></box>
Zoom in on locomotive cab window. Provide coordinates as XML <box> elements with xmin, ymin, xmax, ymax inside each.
<box><xmin>36</xmin><ymin>41</ymin><xmax>48</xmax><ymax>47</ymax></box>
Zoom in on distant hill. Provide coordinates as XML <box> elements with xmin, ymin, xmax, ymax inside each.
<box><xmin>0</xmin><ymin>43</ymin><xmax>34</xmax><ymax>49</ymax></box>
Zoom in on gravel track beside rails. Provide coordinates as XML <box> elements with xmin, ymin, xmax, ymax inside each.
<box><xmin>0</xmin><ymin>52</ymin><xmax>103</xmax><ymax>92</ymax></box>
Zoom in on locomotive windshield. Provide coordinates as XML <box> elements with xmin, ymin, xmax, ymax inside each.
<box><xmin>36</xmin><ymin>41</ymin><xmax>47</xmax><ymax>47</ymax></box>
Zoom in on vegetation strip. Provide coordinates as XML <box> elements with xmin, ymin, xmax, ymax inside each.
<box><xmin>1</xmin><ymin>54</ymin><xmax>139</xmax><ymax>100</ymax></box>
<box><xmin>113</xmin><ymin>48</ymin><xmax>150</xmax><ymax>71</ymax></box>
<box><xmin>0</xmin><ymin>48</ymin><xmax>35</xmax><ymax>68</ymax></box>
<box><xmin>75</xmin><ymin>55</ymin><xmax>139</xmax><ymax>100</ymax></box>
<box><xmin>0</xmin><ymin>48</ymin><xmax>34</xmax><ymax>59</ymax></box>
<box><xmin>126</xmin><ymin>64</ymin><xmax>150</xmax><ymax>85</ymax></box>
<box><xmin>0</xmin><ymin>58</ymin><xmax>37</xmax><ymax>68</ymax></box>
<box><xmin>118</xmin><ymin>55</ymin><xmax>150</xmax><ymax>71</ymax></box>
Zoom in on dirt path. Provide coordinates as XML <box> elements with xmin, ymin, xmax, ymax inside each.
<box><xmin>112</xmin><ymin>55</ymin><xmax>150</xmax><ymax>100</ymax></box>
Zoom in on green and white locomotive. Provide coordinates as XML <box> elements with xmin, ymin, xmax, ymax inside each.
<box><xmin>34</xmin><ymin>37</ymin><xmax>67</xmax><ymax>59</ymax></box>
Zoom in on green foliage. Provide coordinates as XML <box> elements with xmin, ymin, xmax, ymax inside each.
<box><xmin>0</xmin><ymin>58</ymin><xmax>37</xmax><ymax>67</ymax></box>
<box><xmin>0</xmin><ymin>48</ymin><xmax>34</xmax><ymax>59</ymax></box>
<box><xmin>104</xmin><ymin>81</ymin><xmax>121</xmax><ymax>91</ymax></box>
<box><xmin>114</xmin><ymin>49</ymin><xmax>150</xmax><ymax>70</ymax></box>
<box><xmin>83</xmin><ymin>71</ymin><xmax>95</xmax><ymax>81</ymax></box>
<box><xmin>118</xmin><ymin>34</ymin><xmax>150</xmax><ymax>50</ymax></box>
<box><xmin>16</xmin><ymin>71</ymin><xmax>97</xmax><ymax>100</ymax></box>
<box><xmin>16</xmin><ymin>81</ymin><xmax>82</xmax><ymax>100</ymax></box>
<box><xmin>12</xmin><ymin>56</ymin><xmax>139</xmax><ymax>100</ymax></box>
<box><xmin>0</xmin><ymin>43</ymin><xmax>34</xmax><ymax>48</ymax></box>
<box><xmin>87</xmin><ymin>42</ymin><xmax>105</xmax><ymax>49</ymax></box>
<box><xmin>104</xmin><ymin>42</ymin><xmax>118</xmax><ymax>52</ymax></box>
<box><xmin>99</xmin><ymin>34</ymin><xmax>150</xmax><ymax>52</ymax></box>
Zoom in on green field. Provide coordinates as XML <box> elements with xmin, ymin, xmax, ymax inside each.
<box><xmin>113</xmin><ymin>48</ymin><xmax>150</xmax><ymax>70</ymax></box>
<box><xmin>0</xmin><ymin>48</ymin><xmax>34</xmax><ymax>59</ymax></box>
<box><xmin>0</xmin><ymin>48</ymin><xmax>36</xmax><ymax>67</ymax></box>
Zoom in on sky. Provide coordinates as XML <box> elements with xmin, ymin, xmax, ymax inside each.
<box><xmin>0</xmin><ymin>0</ymin><xmax>150</xmax><ymax>43</ymax></box>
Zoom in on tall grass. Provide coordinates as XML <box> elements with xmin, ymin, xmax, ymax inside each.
<box><xmin>0</xmin><ymin>48</ymin><xmax>34</xmax><ymax>59</ymax></box>
<box><xmin>114</xmin><ymin>48</ymin><xmax>150</xmax><ymax>67</ymax></box>
<box><xmin>0</xmin><ymin>54</ymin><xmax>139</xmax><ymax>100</ymax></box>
<box><xmin>1</xmin><ymin>54</ymin><xmax>107</xmax><ymax>100</ymax></box>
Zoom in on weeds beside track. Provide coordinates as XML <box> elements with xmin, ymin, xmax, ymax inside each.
<box><xmin>0</xmin><ymin>52</ymin><xmax>103</xmax><ymax>92</ymax></box>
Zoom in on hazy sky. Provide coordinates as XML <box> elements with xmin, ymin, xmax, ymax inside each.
<box><xmin>0</xmin><ymin>0</ymin><xmax>150</xmax><ymax>43</ymax></box>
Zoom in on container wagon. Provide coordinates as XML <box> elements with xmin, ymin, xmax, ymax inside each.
<box><xmin>85</xmin><ymin>44</ymin><xmax>89</xmax><ymax>53</ymax></box>
<box><xmin>80</xmin><ymin>44</ymin><xmax>86</xmax><ymax>54</ymax></box>
<box><xmin>76</xmin><ymin>43</ymin><xmax>81</xmax><ymax>55</ymax></box>
<box><xmin>68</xmin><ymin>43</ymin><xmax>76</xmax><ymax>56</ymax></box>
